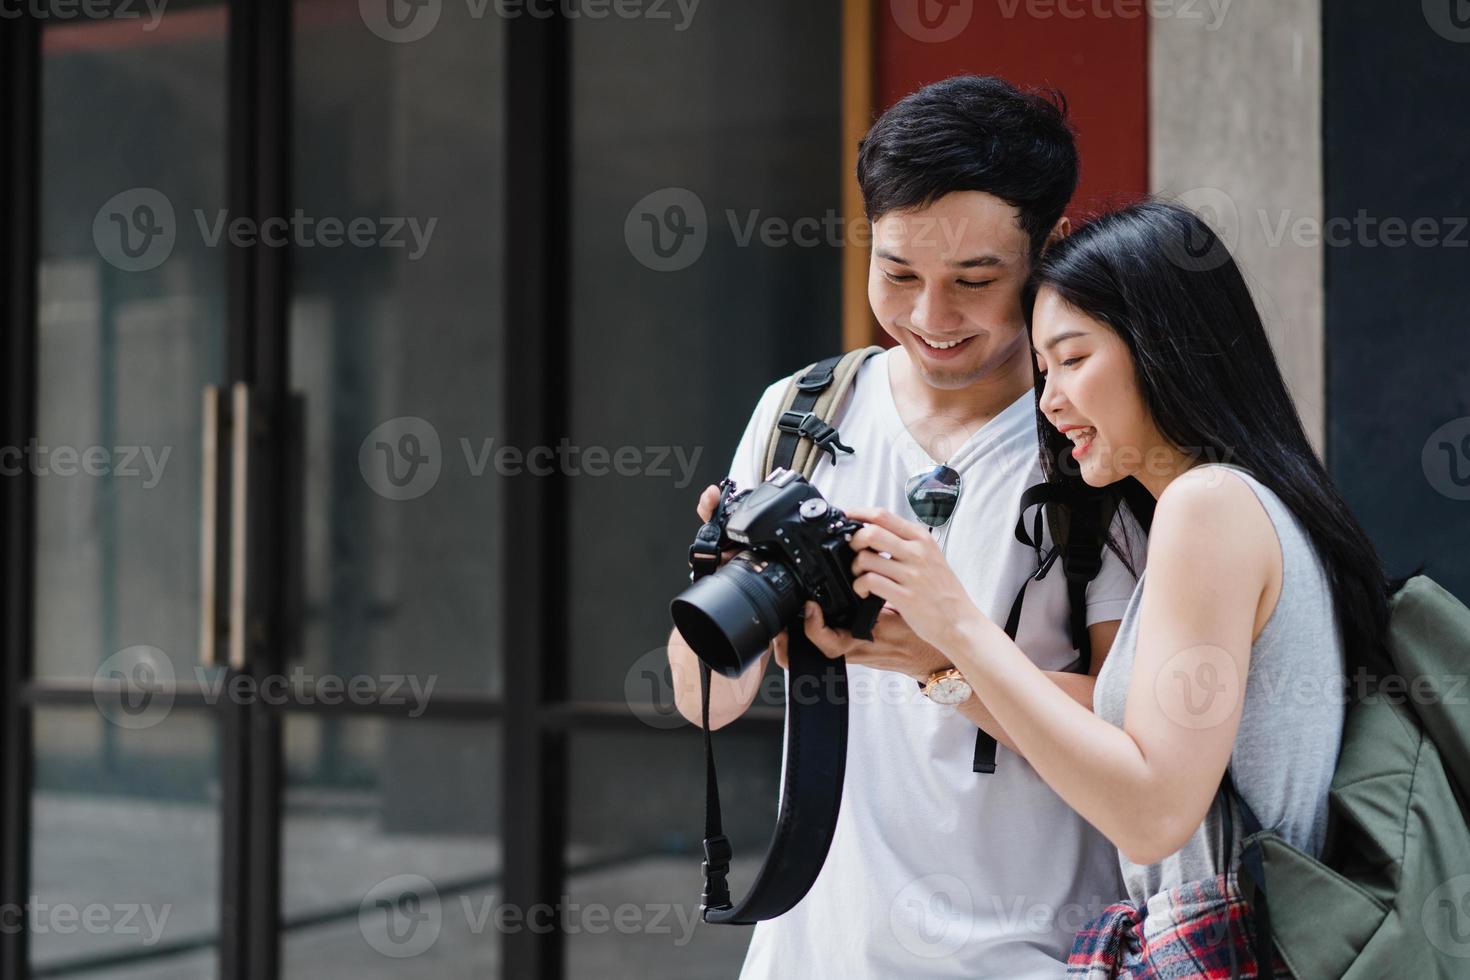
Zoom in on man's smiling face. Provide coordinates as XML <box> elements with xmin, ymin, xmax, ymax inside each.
<box><xmin>868</xmin><ymin>190</ymin><xmax>1035</xmax><ymax>391</ymax></box>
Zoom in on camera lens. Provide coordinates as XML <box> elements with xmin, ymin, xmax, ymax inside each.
<box><xmin>670</xmin><ymin>553</ymin><xmax>803</xmax><ymax>677</ymax></box>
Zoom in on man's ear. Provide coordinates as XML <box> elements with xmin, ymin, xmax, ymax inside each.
<box><xmin>1041</xmin><ymin>216</ymin><xmax>1071</xmax><ymax>254</ymax></box>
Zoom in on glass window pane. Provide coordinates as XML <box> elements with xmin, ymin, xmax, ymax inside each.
<box><xmin>281</xmin><ymin>715</ymin><xmax>502</xmax><ymax>976</ymax></box>
<box><xmin>31</xmin><ymin>707</ymin><xmax>220</xmax><ymax>976</ymax></box>
<box><xmin>34</xmin><ymin>6</ymin><xmax>229</xmax><ymax>681</ymax></box>
<box><xmin>566</xmin><ymin>1</ymin><xmax>845</xmax><ymax>702</ymax></box>
<box><xmin>289</xmin><ymin>0</ymin><xmax>507</xmax><ymax>696</ymax></box>
<box><xmin>566</xmin><ymin>730</ymin><xmax>778</xmax><ymax>977</ymax></box>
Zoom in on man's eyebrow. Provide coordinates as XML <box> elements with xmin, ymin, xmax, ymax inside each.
<box><xmin>954</xmin><ymin>255</ymin><xmax>1004</xmax><ymax>269</ymax></box>
<box><xmin>874</xmin><ymin>250</ymin><xmax>1006</xmax><ymax>269</ymax></box>
<box><xmin>1036</xmin><ymin>329</ymin><xmax>1088</xmax><ymax>353</ymax></box>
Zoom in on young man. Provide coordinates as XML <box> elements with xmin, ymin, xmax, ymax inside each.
<box><xmin>666</xmin><ymin>76</ymin><xmax>1142</xmax><ymax>977</ymax></box>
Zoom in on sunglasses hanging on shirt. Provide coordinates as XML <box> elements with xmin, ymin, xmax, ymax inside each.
<box><xmin>904</xmin><ymin>463</ymin><xmax>963</xmax><ymax>528</ymax></box>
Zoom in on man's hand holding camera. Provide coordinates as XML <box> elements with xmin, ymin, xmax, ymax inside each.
<box><xmin>692</xmin><ymin>479</ymin><xmax>953</xmax><ymax>687</ymax></box>
<box><xmin>802</xmin><ymin>602</ymin><xmax>951</xmax><ymax>686</ymax></box>
<box><xmin>696</xmin><ymin>483</ymin><xmax>792</xmax><ymax>670</ymax></box>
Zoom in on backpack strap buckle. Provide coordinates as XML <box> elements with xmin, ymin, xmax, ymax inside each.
<box><xmin>777</xmin><ymin>410</ymin><xmax>855</xmax><ymax>464</ymax></box>
<box><xmin>794</xmin><ymin>363</ymin><xmax>837</xmax><ymax>392</ymax></box>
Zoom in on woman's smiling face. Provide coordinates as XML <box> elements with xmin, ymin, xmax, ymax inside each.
<box><xmin>1031</xmin><ymin>286</ymin><xmax>1166</xmax><ymax>488</ymax></box>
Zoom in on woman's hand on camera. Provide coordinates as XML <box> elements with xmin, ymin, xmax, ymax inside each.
<box><xmin>802</xmin><ymin>603</ymin><xmax>950</xmax><ymax>683</ymax></box>
<box><xmin>842</xmin><ymin>506</ymin><xmax>986</xmax><ymax>657</ymax></box>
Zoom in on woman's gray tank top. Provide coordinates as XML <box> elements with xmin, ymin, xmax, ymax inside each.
<box><xmin>1092</xmin><ymin>464</ymin><xmax>1346</xmax><ymax>905</ymax></box>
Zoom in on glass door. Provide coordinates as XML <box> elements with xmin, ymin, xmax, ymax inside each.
<box><xmin>276</xmin><ymin>1</ymin><xmax>506</xmax><ymax>973</ymax></box>
<box><xmin>25</xmin><ymin>3</ymin><xmax>232</xmax><ymax>976</ymax></box>
<box><xmin>2</xmin><ymin>2</ymin><xmax>845</xmax><ymax>977</ymax></box>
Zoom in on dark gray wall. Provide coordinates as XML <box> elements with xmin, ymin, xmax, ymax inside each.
<box><xmin>1325</xmin><ymin>1</ymin><xmax>1470</xmax><ymax>603</ymax></box>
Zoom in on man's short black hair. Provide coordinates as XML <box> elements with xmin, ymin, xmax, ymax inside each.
<box><xmin>857</xmin><ymin>75</ymin><xmax>1079</xmax><ymax>258</ymax></box>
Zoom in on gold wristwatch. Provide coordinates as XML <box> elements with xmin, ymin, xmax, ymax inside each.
<box><xmin>917</xmin><ymin>666</ymin><xmax>972</xmax><ymax>706</ymax></box>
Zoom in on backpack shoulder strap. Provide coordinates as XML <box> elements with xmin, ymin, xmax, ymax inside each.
<box><xmin>1004</xmin><ymin>481</ymin><xmax>1108</xmax><ymax>668</ymax></box>
<box><xmin>971</xmin><ymin>481</ymin><xmax>1109</xmax><ymax>774</ymax></box>
<box><xmin>762</xmin><ymin>346</ymin><xmax>884</xmax><ymax>481</ymax></box>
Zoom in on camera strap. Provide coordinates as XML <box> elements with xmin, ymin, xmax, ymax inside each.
<box><xmin>698</xmin><ymin>628</ymin><xmax>848</xmax><ymax>924</ymax></box>
<box><xmin>698</xmin><ymin>348</ymin><xmax>878</xmax><ymax>924</ymax></box>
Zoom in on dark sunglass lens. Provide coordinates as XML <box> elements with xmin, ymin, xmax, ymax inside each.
<box><xmin>904</xmin><ymin>465</ymin><xmax>961</xmax><ymax>528</ymax></box>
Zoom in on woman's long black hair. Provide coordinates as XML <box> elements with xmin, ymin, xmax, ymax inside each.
<box><xmin>1025</xmin><ymin>200</ymin><xmax>1391</xmax><ymax>676</ymax></box>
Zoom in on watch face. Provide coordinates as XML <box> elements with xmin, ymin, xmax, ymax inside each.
<box><xmin>927</xmin><ymin>676</ymin><xmax>971</xmax><ymax>706</ymax></box>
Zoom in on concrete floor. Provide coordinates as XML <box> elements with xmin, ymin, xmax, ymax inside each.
<box><xmin>29</xmin><ymin>793</ymin><xmax>759</xmax><ymax>979</ymax></box>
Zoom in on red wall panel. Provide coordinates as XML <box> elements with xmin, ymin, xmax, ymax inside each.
<box><xmin>875</xmin><ymin>1</ymin><xmax>1150</xmax><ymax>217</ymax></box>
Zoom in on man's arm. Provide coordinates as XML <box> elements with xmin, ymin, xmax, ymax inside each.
<box><xmin>668</xmin><ymin>483</ymin><xmax>790</xmax><ymax>730</ymax></box>
<box><xmin>669</xmin><ymin>627</ymin><xmax>770</xmax><ymax>731</ymax></box>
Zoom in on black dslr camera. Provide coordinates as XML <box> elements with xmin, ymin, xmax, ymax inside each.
<box><xmin>670</xmin><ymin>468</ymin><xmax>885</xmax><ymax>678</ymax></box>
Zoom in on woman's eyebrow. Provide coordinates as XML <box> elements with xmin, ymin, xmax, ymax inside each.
<box><xmin>1039</xmin><ymin>329</ymin><xmax>1088</xmax><ymax>352</ymax></box>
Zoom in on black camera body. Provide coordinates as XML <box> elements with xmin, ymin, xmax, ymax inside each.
<box><xmin>671</xmin><ymin>468</ymin><xmax>885</xmax><ymax>678</ymax></box>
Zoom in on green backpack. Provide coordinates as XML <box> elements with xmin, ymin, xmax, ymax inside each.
<box><xmin>1236</xmin><ymin>575</ymin><xmax>1470</xmax><ymax>978</ymax></box>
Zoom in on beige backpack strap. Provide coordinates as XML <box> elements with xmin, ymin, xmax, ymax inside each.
<box><xmin>760</xmin><ymin>346</ymin><xmax>884</xmax><ymax>481</ymax></box>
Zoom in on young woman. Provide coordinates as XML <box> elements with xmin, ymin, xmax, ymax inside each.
<box><xmin>804</xmin><ymin>201</ymin><xmax>1390</xmax><ymax>976</ymax></box>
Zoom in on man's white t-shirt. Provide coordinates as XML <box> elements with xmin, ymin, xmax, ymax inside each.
<box><xmin>725</xmin><ymin>350</ymin><xmax>1140</xmax><ymax>979</ymax></box>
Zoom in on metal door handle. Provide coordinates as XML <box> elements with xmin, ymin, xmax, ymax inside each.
<box><xmin>200</xmin><ymin>385</ymin><xmax>226</xmax><ymax>667</ymax></box>
<box><xmin>227</xmin><ymin>382</ymin><xmax>251</xmax><ymax>671</ymax></box>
